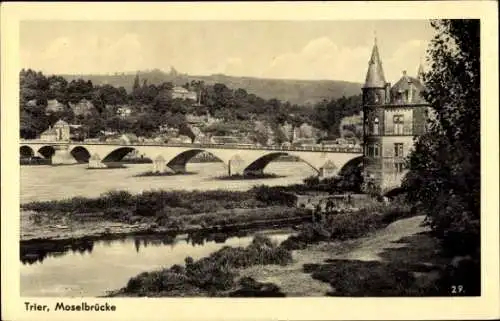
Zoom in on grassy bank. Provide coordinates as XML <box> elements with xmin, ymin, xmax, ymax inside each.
<box><xmin>21</xmin><ymin>188</ymin><xmax>311</xmax><ymax>242</ymax></box>
<box><xmin>215</xmin><ymin>173</ymin><xmax>284</xmax><ymax>180</ymax></box>
<box><xmin>134</xmin><ymin>171</ymin><xmax>197</xmax><ymax>177</ymax></box>
<box><xmin>281</xmin><ymin>201</ymin><xmax>414</xmax><ymax>250</ymax></box>
<box><xmin>108</xmin><ymin>235</ymin><xmax>291</xmax><ymax>297</ymax></box>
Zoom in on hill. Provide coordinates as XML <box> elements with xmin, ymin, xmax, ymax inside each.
<box><xmin>60</xmin><ymin>69</ymin><xmax>362</xmax><ymax>106</ymax></box>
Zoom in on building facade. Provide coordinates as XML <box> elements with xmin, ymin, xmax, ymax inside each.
<box><xmin>40</xmin><ymin>119</ymin><xmax>71</xmax><ymax>141</ymax></box>
<box><xmin>362</xmin><ymin>38</ymin><xmax>430</xmax><ymax>194</ymax></box>
<box><xmin>172</xmin><ymin>86</ymin><xmax>198</xmax><ymax>100</ymax></box>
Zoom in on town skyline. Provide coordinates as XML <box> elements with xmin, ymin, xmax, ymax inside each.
<box><xmin>21</xmin><ymin>20</ymin><xmax>433</xmax><ymax>83</ymax></box>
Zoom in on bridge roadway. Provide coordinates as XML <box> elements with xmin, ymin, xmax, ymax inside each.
<box><xmin>19</xmin><ymin>140</ymin><xmax>363</xmax><ymax>177</ymax></box>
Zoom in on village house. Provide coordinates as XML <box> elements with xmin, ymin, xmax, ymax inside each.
<box><xmin>172</xmin><ymin>86</ymin><xmax>197</xmax><ymax>101</ymax></box>
<box><xmin>168</xmin><ymin>135</ymin><xmax>192</xmax><ymax>144</ymax></box>
<box><xmin>116</xmin><ymin>106</ymin><xmax>133</xmax><ymax>118</ymax></box>
<box><xmin>185</xmin><ymin>113</ymin><xmax>222</xmax><ymax>126</ymax></box>
<box><xmin>39</xmin><ymin>119</ymin><xmax>71</xmax><ymax>141</ymax></box>
<box><xmin>69</xmin><ymin>99</ymin><xmax>95</xmax><ymax>116</ymax></box>
<box><xmin>46</xmin><ymin>99</ymin><xmax>66</xmax><ymax>113</ymax></box>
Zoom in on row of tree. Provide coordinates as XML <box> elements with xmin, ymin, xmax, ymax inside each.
<box><xmin>402</xmin><ymin>19</ymin><xmax>480</xmax><ymax>293</ymax></box>
<box><xmin>20</xmin><ymin>69</ymin><xmax>363</xmax><ymax>141</ymax></box>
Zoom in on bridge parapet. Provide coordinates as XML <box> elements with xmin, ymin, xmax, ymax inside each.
<box><xmin>20</xmin><ymin>139</ymin><xmax>363</xmax><ymax>154</ymax></box>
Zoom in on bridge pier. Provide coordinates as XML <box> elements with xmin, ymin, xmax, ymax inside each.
<box><xmin>168</xmin><ymin>164</ymin><xmax>188</xmax><ymax>174</ymax></box>
<box><xmin>227</xmin><ymin>156</ymin><xmax>246</xmax><ymax>176</ymax></box>
<box><xmin>152</xmin><ymin>156</ymin><xmax>174</xmax><ymax>173</ymax></box>
<box><xmin>51</xmin><ymin>145</ymin><xmax>77</xmax><ymax>165</ymax></box>
<box><xmin>318</xmin><ymin>160</ymin><xmax>338</xmax><ymax>179</ymax></box>
<box><xmin>88</xmin><ymin>153</ymin><xmax>107</xmax><ymax>169</ymax></box>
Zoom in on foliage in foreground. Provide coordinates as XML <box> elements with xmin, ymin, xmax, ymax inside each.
<box><xmin>402</xmin><ymin>19</ymin><xmax>480</xmax><ymax>257</ymax></box>
<box><xmin>281</xmin><ymin>202</ymin><xmax>413</xmax><ymax>250</ymax></box>
<box><xmin>22</xmin><ymin>189</ymin><xmax>265</xmax><ymax>217</ymax></box>
<box><xmin>121</xmin><ymin>235</ymin><xmax>292</xmax><ymax>296</ymax></box>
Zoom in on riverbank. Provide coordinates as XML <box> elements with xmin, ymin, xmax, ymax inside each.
<box><xmin>108</xmin><ymin>203</ymin><xmax>448</xmax><ymax>297</ymax></box>
<box><xmin>20</xmin><ymin>188</ymin><xmax>310</xmax><ymax>243</ymax></box>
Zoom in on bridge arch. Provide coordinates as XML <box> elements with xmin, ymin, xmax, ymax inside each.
<box><xmin>242</xmin><ymin>152</ymin><xmax>320</xmax><ymax>176</ymax></box>
<box><xmin>101</xmin><ymin>147</ymin><xmax>137</xmax><ymax>163</ymax></box>
<box><xmin>38</xmin><ymin>146</ymin><xmax>56</xmax><ymax>159</ymax></box>
<box><xmin>337</xmin><ymin>155</ymin><xmax>364</xmax><ymax>176</ymax></box>
<box><xmin>20</xmin><ymin>146</ymin><xmax>35</xmax><ymax>158</ymax></box>
<box><xmin>70</xmin><ymin>146</ymin><xmax>91</xmax><ymax>163</ymax></box>
<box><xmin>165</xmin><ymin>149</ymin><xmax>223</xmax><ymax>173</ymax></box>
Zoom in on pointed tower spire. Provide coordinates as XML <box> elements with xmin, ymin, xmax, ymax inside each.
<box><xmin>364</xmin><ymin>36</ymin><xmax>386</xmax><ymax>88</ymax></box>
<box><xmin>417</xmin><ymin>58</ymin><xmax>425</xmax><ymax>81</ymax></box>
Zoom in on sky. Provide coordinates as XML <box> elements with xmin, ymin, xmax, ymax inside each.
<box><xmin>20</xmin><ymin>20</ymin><xmax>435</xmax><ymax>83</ymax></box>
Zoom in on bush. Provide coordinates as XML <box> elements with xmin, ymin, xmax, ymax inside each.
<box><xmin>121</xmin><ymin>235</ymin><xmax>293</xmax><ymax>296</ymax></box>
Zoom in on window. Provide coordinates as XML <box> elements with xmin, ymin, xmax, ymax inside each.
<box><xmin>373</xmin><ymin>143</ymin><xmax>380</xmax><ymax>157</ymax></box>
<box><xmin>366</xmin><ymin>145</ymin><xmax>373</xmax><ymax>156</ymax></box>
<box><xmin>394</xmin><ymin>143</ymin><xmax>404</xmax><ymax>157</ymax></box>
<box><xmin>373</xmin><ymin>117</ymin><xmax>379</xmax><ymax>135</ymax></box>
<box><xmin>395</xmin><ymin>162</ymin><xmax>405</xmax><ymax>173</ymax></box>
<box><xmin>365</xmin><ymin>144</ymin><xmax>379</xmax><ymax>158</ymax></box>
<box><xmin>393</xmin><ymin>115</ymin><xmax>404</xmax><ymax>135</ymax></box>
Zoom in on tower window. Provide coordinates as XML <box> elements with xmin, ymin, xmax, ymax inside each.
<box><xmin>373</xmin><ymin>143</ymin><xmax>380</xmax><ymax>157</ymax></box>
<box><xmin>373</xmin><ymin>117</ymin><xmax>379</xmax><ymax>135</ymax></box>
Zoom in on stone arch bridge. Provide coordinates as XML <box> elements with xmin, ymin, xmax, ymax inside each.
<box><xmin>20</xmin><ymin>140</ymin><xmax>363</xmax><ymax>178</ymax></box>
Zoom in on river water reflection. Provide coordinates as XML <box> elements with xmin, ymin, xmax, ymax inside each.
<box><xmin>20</xmin><ymin>161</ymin><xmax>310</xmax><ymax>297</ymax></box>
<box><xmin>20</xmin><ymin>230</ymin><xmax>292</xmax><ymax>297</ymax></box>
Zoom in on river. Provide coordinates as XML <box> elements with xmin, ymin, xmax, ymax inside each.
<box><xmin>20</xmin><ymin>161</ymin><xmax>316</xmax><ymax>204</ymax></box>
<box><xmin>20</xmin><ymin>161</ymin><xmax>311</xmax><ymax>297</ymax></box>
<box><xmin>20</xmin><ymin>230</ymin><xmax>292</xmax><ymax>297</ymax></box>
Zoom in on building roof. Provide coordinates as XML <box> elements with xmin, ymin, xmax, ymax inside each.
<box><xmin>390</xmin><ymin>71</ymin><xmax>426</xmax><ymax>104</ymax></box>
<box><xmin>364</xmin><ymin>38</ymin><xmax>387</xmax><ymax>88</ymax></box>
<box><xmin>54</xmin><ymin>119</ymin><xmax>69</xmax><ymax>127</ymax></box>
<box><xmin>41</xmin><ymin>127</ymin><xmax>57</xmax><ymax>136</ymax></box>
<box><xmin>173</xmin><ymin>86</ymin><xmax>189</xmax><ymax>93</ymax></box>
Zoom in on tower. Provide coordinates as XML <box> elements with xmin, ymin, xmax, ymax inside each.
<box><xmin>362</xmin><ymin>37</ymin><xmax>389</xmax><ymax>194</ymax></box>
<box><xmin>361</xmin><ymin>38</ymin><xmax>430</xmax><ymax>195</ymax></box>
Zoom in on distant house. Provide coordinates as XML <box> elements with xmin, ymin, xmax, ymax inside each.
<box><xmin>119</xmin><ymin>133</ymin><xmax>139</xmax><ymax>145</ymax></box>
<box><xmin>46</xmin><ymin>99</ymin><xmax>66</xmax><ymax>113</ymax></box>
<box><xmin>26</xmin><ymin>99</ymin><xmax>38</xmax><ymax>107</ymax></box>
<box><xmin>168</xmin><ymin>135</ymin><xmax>192</xmax><ymax>144</ymax></box>
<box><xmin>193</xmin><ymin>135</ymin><xmax>212</xmax><ymax>144</ymax></box>
<box><xmin>292</xmin><ymin>138</ymin><xmax>317</xmax><ymax>147</ymax></box>
<box><xmin>39</xmin><ymin>119</ymin><xmax>70</xmax><ymax>141</ymax></box>
<box><xmin>186</xmin><ymin>113</ymin><xmax>221</xmax><ymax>126</ymax></box>
<box><xmin>69</xmin><ymin>99</ymin><xmax>95</xmax><ymax>116</ymax></box>
<box><xmin>116</xmin><ymin>106</ymin><xmax>133</xmax><ymax>118</ymax></box>
<box><xmin>172</xmin><ymin>86</ymin><xmax>197</xmax><ymax>101</ymax></box>
<box><xmin>100</xmin><ymin>130</ymin><xmax>118</xmax><ymax>137</ymax></box>
<box><xmin>40</xmin><ymin>127</ymin><xmax>58</xmax><ymax>141</ymax></box>
<box><xmin>210</xmin><ymin>136</ymin><xmax>253</xmax><ymax>145</ymax></box>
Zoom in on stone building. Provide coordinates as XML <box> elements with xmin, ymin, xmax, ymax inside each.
<box><xmin>69</xmin><ymin>99</ymin><xmax>95</xmax><ymax>116</ymax></box>
<box><xmin>40</xmin><ymin>119</ymin><xmax>70</xmax><ymax>141</ymax></box>
<box><xmin>172</xmin><ymin>86</ymin><xmax>197</xmax><ymax>100</ymax></box>
<box><xmin>361</xmin><ymin>38</ymin><xmax>430</xmax><ymax>194</ymax></box>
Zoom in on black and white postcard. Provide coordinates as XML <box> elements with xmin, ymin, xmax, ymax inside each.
<box><xmin>1</xmin><ymin>2</ymin><xmax>498</xmax><ymax>321</ymax></box>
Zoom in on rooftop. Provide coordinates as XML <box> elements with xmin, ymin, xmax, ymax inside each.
<box><xmin>364</xmin><ymin>38</ymin><xmax>386</xmax><ymax>88</ymax></box>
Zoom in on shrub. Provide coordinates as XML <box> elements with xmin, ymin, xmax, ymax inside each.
<box><xmin>121</xmin><ymin>235</ymin><xmax>293</xmax><ymax>296</ymax></box>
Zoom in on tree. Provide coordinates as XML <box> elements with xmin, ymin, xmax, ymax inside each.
<box><xmin>402</xmin><ymin>20</ymin><xmax>480</xmax><ymax>257</ymax></box>
<box><xmin>132</xmin><ymin>74</ymin><xmax>140</xmax><ymax>92</ymax></box>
